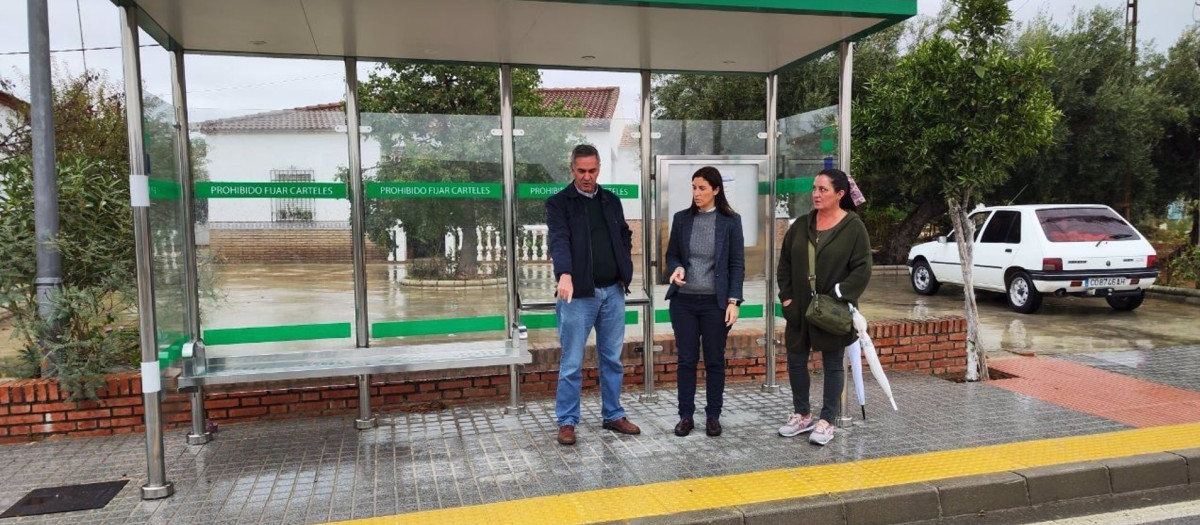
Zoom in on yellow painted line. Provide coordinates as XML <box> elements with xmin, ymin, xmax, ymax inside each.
<box><xmin>328</xmin><ymin>422</ymin><xmax>1200</xmax><ymax>525</ymax></box>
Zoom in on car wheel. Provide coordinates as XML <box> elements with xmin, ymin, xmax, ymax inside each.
<box><xmin>1106</xmin><ymin>290</ymin><xmax>1145</xmax><ymax>311</ymax></box>
<box><xmin>910</xmin><ymin>260</ymin><xmax>940</xmax><ymax>296</ymax></box>
<box><xmin>1006</xmin><ymin>271</ymin><xmax>1043</xmax><ymax>314</ymax></box>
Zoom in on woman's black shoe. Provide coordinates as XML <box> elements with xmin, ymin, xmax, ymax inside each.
<box><xmin>674</xmin><ymin>419</ymin><xmax>694</xmax><ymax>437</ymax></box>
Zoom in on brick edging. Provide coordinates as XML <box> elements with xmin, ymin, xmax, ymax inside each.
<box><xmin>0</xmin><ymin>316</ymin><xmax>967</xmax><ymax>443</ymax></box>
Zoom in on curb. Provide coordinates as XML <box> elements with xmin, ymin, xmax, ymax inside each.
<box><xmin>629</xmin><ymin>449</ymin><xmax>1200</xmax><ymax>525</ymax></box>
<box><xmin>873</xmin><ymin>265</ymin><xmax>909</xmax><ymax>276</ymax></box>
<box><xmin>1149</xmin><ymin>285</ymin><xmax>1200</xmax><ymax>305</ymax></box>
<box><xmin>398</xmin><ymin>277</ymin><xmax>507</xmax><ymax>288</ymax></box>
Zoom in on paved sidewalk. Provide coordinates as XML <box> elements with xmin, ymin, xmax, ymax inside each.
<box><xmin>0</xmin><ymin>346</ymin><xmax>1197</xmax><ymax>524</ymax></box>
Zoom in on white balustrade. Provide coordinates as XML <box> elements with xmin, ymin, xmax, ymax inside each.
<box><xmin>391</xmin><ymin>224</ymin><xmax>551</xmax><ymax>263</ymax></box>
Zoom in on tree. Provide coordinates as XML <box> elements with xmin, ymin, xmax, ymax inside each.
<box><xmin>356</xmin><ymin>64</ymin><xmax>582</xmax><ymax>277</ymax></box>
<box><xmin>1154</xmin><ymin>28</ymin><xmax>1200</xmax><ymax>246</ymax></box>
<box><xmin>651</xmin><ymin>23</ymin><xmax>924</xmax><ymax>262</ymax></box>
<box><xmin>1000</xmin><ymin>8</ymin><xmax>1176</xmax><ymax>218</ymax></box>
<box><xmin>0</xmin><ymin>72</ymin><xmax>207</xmax><ymax>398</ymax></box>
<box><xmin>854</xmin><ymin>0</ymin><xmax>1058</xmax><ymax>381</ymax></box>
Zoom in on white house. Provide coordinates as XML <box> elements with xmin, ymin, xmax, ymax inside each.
<box><xmin>0</xmin><ymin>90</ymin><xmax>28</xmax><ymax>143</ymax></box>
<box><xmin>196</xmin><ymin>88</ymin><xmax>636</xmax><ymax>262</ymax></box>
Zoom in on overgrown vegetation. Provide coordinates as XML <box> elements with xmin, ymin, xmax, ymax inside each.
<box><xmin>0</xmin><ymin>73</ymin><xmax>207</xmax><ymax>399</ymax></box>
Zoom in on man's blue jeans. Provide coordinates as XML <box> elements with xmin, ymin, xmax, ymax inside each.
<box><xmin>555</xmin><ymin>283</ymin><xmax>626</xmax><ymax>427</ymax></box>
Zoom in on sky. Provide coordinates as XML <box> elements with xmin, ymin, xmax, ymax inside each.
<box><xmin>1</xmin><ymin>0</ymin><xmax>1197</xmax><ymax>121</ymax></box>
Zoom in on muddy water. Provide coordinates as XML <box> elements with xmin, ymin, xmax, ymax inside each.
<box><xmin>6</xmin><ymin>264</ymin><xmax>1197</xmax><ymax>363</ymax></box>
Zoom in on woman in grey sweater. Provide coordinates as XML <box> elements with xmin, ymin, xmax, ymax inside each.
<box><xmin>663</xmin><ymin>167</ymin><xmax>745</xmax><ymax>438</ymax></box>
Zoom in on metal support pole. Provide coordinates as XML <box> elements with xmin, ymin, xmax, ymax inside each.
<box><xmin>762</xmin><ymin>74</ymin><xmax>781</xmax><ymax>394</ymax></box>
<box><xmin>637</xmin><ymin>70</ymin><xmax>660</xmax><ymax>403</ymax></box>
<box><xmin>170</xmin><ymin>50</ymin><xmax>211</xmax><ymax>446</ymax></box>
<box><xmin>28</xmin><ymin>0</ymin><xmax>61</xmax><ymax>352</ymax></box>
<box><xmin>121</xmin><ymin>5</ymin><xmax>174</xmax><ymax>500</ymax></box>
<box><xmin>500</xmin><ymin>64</ymin><xmax>526</xmax><ymax>415</ymax></box>
<box><xmin>836</xmin><ymin>41</ymin><xmax>854</xmax><ymax>429</ymax></box>
<box><xmin>345</xmin><ymin>58</ymin><xmax>376</xmax><ymax>430</ymax></box>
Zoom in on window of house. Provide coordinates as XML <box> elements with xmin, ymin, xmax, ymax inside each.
<box><xmin>270</xmin><ymin>169</ymin><xmax>315</xmax><ymax>222</ymax></box>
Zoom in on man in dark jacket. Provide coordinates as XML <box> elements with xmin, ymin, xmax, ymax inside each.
<box><xmin>546</xmin><ymin>144</ymin><xmax>640</xmax><ymax>446</ymax></box>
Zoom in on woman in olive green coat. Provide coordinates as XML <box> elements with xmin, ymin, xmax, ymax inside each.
<box><xmin>775</xmin><ymin>168</ymin><xmax>872</xmax><ymax>446</ymax></box>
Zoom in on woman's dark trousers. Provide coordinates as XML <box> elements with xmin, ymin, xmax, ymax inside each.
<box><xmin>670</xmin><ymin>293</ymin><xmax>729</xmax><ymax>420</ymax></box>
<box><xmin>787</xmin><ymin>343</ymin><xmax>845</xmax><ymax>423</ymax></box>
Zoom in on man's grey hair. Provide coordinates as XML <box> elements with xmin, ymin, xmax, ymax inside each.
<box><xmin>569</xmin><ymin>144</ymin><xmax>600</xmax><ymax>167</ymax></box>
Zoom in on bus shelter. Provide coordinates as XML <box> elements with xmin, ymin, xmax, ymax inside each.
<box><xmin>112</xmin><ymin>0</ymin><xmax>915</xmax><ymax>499</ymax></box>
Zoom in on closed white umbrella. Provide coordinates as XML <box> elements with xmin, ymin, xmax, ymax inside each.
<box><xmin>849</xmin><ymin>304</ymin><xmax>899</xmax><ymax>412</ymax></box>
<box><xmin>847</xmin><ymin>339</ymin><xmax>867</xmax><ymax>419</ymax></box>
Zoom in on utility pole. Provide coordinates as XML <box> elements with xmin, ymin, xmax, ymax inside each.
<box><xmin>28</xmin><ymin>0</ymin><xmax>62</xmax><ymax>362</ymax></box>
<box><xmin>1127</xmin><ymin>0</ymin><xmax>1138</xmax><ymax>65</ymax></box>
<box><xmin>1121</xmin><ymin>0</ymin><xmax>1138</xmax><ymax>219</ymax></box>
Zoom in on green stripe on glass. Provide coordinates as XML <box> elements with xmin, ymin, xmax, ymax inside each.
<box><xmin>204</xmin><ymin>323</ymin><xmax>352</xmax><ymax>345</ymax></box>
<box><xmin>656</xmin><ymin>309</ymin><xmax>672</xmax><ymax>323</ymax></box>
<box><xmin>367</xmin><ymin>182</ymin><xmax>502</xmax><ymax>199</ymax></box>
<box><xmin>518</xmin><ymin>184</ymin><xmax>563</xmax><ymax>199</ymax></box>
<box><xmin>759</xmin><ymin>178</ymin><xmax>814</xmax><ymax>195</ymax></box>
<box><xmin>518</xmin><ymin>183</ymin><xmax>639</xmax><ymax>199</ymax></box>
<box><xmin>522</xmin><ymin>313</ymin><xmax>558</xmax><ymax>330</ymax></box>
<box><xmin>372</xmin><ymin>316</ymin><xmax>505</xmax><ymax>338</ymax></box>
<box><xmin>740</xmin><ymin>304</ymin><xmax>764</xmax><ymax>318</ymax></box>
<box><xmin>371</xmin><ymin>310</ymin><xmax>642</xmax><ymax>337</ymax></box>
<box><xmin>196</xmin><ymin>182</ymin><xmax>347</xmax><ymax>199</ymax></box>
<box><xmin>653</xmin><ymin>303</ymin><xmax>764</xmax><ymax>323</ymax></box>
<box><xmin>148</xmin><ymin>179</ymin><xmax>181</xmax><ymax>200</ymax></box>
<box><xmin>777</xmin><ymin>177</ymin><xmax>815</xmax><ymax>195</ymax></box>
<box><xmin>775</xmin><ymin>303</ymin><xmax>784</xmax><ymax>318</ymax></box>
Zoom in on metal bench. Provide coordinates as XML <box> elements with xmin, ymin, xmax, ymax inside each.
<box><xmin>177</xmin><ymin>325</ymin><xmax>530</xmax><ymax>390</ymax></box>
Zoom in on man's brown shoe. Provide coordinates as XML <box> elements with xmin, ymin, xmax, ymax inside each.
<box><xmin>706</xmin><ymin>418</ymin><xmax>722</xmax><ymax>437</ymax></box>
<box><xmin>602</xmin><ymin>417</ymin><xmax>641</xmax><ymax>435</ymax></box>
<box><xmin>557</xmin><ymin>425</ymin><xmax>576</xmax><ymax>445</ymax></box>
<box><xmin>674</xmin><ymin>419</ymin><xmax>694</xmax><ymax>437</ymax></box>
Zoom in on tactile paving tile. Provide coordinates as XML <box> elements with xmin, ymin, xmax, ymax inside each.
<box><xmin>0</xmin><ymin>368</ymin><xmax>1131</xmax><ymax>524</ymax></box>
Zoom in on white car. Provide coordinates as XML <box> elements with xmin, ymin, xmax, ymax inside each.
<box><xmin>906</xmin><ymin>204</ymin><xmax>1158</xmax><ymax>313</ymax></box>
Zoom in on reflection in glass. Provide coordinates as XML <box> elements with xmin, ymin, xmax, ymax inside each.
<box><xmin>189</xmin><ymin>57</ymin><xmax>352</xmax><ymax>356</ymax></box>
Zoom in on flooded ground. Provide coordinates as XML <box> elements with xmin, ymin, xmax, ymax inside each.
<box><xmin>199</xmin><ymin>263</ymin><xmax>1200</xmax><ymax>358</ymax></box>
<box><xmin>4</xmin><ymin>264</ymin><xmax>1198</xmax><ymax>364</ymax></box>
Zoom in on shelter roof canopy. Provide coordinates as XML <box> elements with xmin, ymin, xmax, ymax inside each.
<box><xmin>120</xmin><ymin>0</ymin><xmax>914</xmax><ymax>74</ymax></box>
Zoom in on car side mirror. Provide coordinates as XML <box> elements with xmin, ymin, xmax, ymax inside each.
<box><xmin>937</xmin><ymin>236</ymin><xmax>947</xmax><ymax>244</ymax></box>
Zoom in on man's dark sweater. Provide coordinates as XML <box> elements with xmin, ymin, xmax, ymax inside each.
<box><xmin>586</xmin><ymin>195</ymin><xmax>618</xmax><ymax>287</ymax></box>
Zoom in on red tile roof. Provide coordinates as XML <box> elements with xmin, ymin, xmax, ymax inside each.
<box><xmin>197</xmin><ymin>102</ymin><xmax>345</xmax><ymax>134</ymax></box>
<box><xmin>537</xmin><ymin>87</ymin><xmax>619</xmax><ymax>129</ymax></box>
<box><xmin>0</xmin><ymin>91</ymin><xmax>29</xmax><ymax>117</ymax></box>
<box><xmin>198</xmin><ymin>88</ymin><xmax>619</xmax><ymax>134</ymax></box>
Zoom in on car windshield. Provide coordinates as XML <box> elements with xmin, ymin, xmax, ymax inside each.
<box><xmin>1036</xmin><ymin>207</ymin><xmax>1139</xmax><ymax>243</ymax></box>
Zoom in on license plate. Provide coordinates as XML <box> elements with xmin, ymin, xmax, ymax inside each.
<box><xmin>1087</xmin><ymin>277</ymin><xmax>1129</xmax><ymax>287</ymax></box>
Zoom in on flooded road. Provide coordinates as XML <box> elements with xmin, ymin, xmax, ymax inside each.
<box><xmin>195</xmin><ymin>264</ymin><xmax>1200</xmax><ymax>358</ymax></box>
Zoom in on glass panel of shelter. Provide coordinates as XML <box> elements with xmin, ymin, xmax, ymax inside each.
<box><xmin>511</xmin><ymin>68</ymin><xmax>646</xmax><ymax>347</ymax></box>
<box><xmin>141</xmin><ymin>36</ymin><xmax>188</xmax><ymax>372</ymax></box>
<box><xmin>187</xmin><ymin>56</ymin><xmax>354</xmax><ymax>358</ymax></box>
<box><xmin>776</xmin><ymin>104</ymin><xmax>839</xmax><ymax>314</ymax></box>
<box><xmin>356</xmin><ymin>61</ymin><xmax>507</xmax><ymax>347</ymax></box>
<box><xmin>651</xmin><ymin>97</ymin><xmax>769</xmax><ymax>331</ymax></box>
